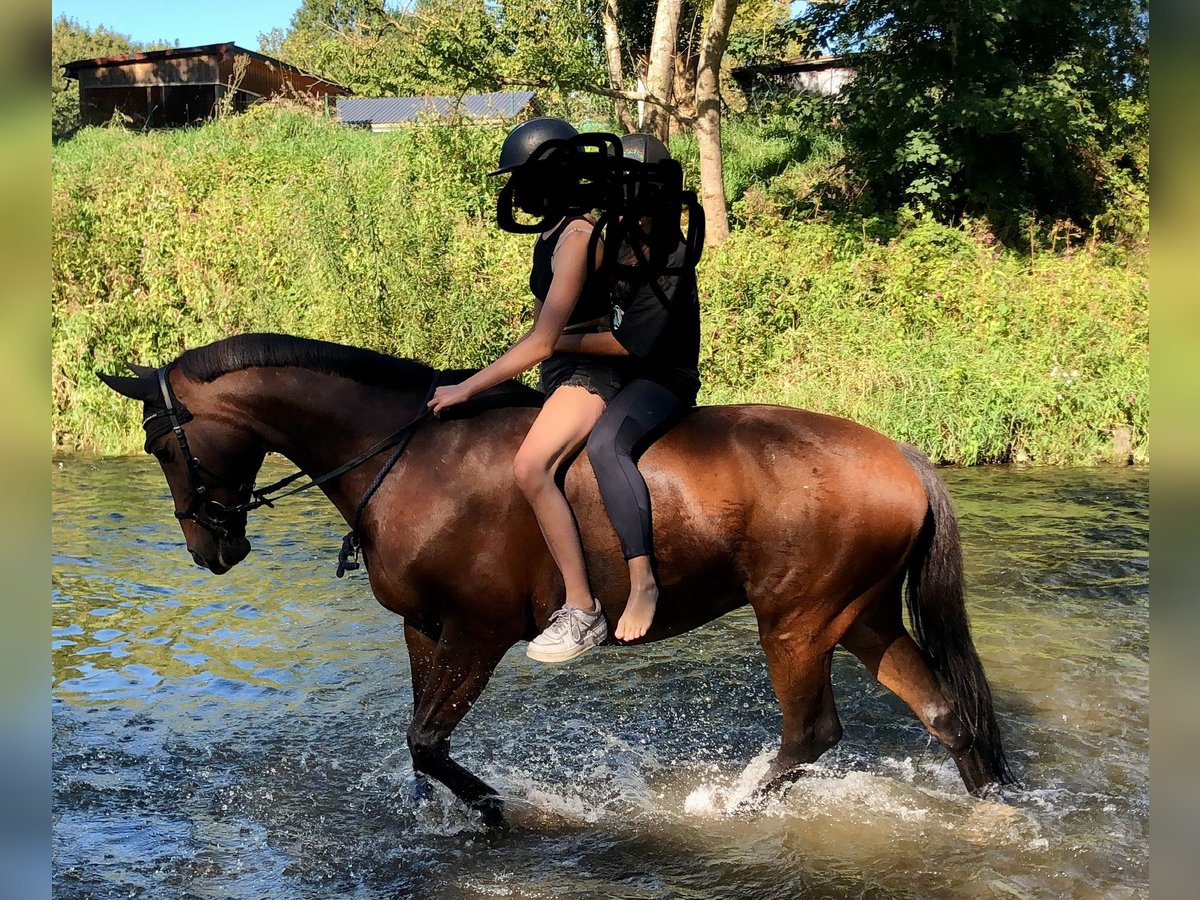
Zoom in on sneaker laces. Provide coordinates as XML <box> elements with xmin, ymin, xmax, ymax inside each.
<box><xmin>542</xmin><ymin>604</ymin><xmax>595</xmax><ymax>643</ymax></box>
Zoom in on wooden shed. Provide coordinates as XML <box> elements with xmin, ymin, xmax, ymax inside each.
<box><xmin>62</xmin><ymin>43</ymin><xmax>350</xmax><ymax>129</ymax></box>
<box><xmin>731</xmin><ymin>55</ymin><xmax>855</xmax><ymax>98</ymax></box>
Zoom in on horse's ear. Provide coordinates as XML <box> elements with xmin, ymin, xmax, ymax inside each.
<box><xmin>97</xmin><ymin>370</ymin><xmax>157</xmax><ymax>403</ymax></box>
<box><xmin>126</xmin><ymin>363</ymin><xmax>158</xmax><ymax>379</ymax></box>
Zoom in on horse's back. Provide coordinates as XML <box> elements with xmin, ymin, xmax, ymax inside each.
<box><xmin>639</xmin><ymin>403</ymin><xmax>928</xmax><ymax>522</ymax></box>
<box><xmin>563</xmin><ymin>402</ymin><xmax>932</xmax><ymax>636</ymax></box>
<box><xmin>383</xmin><ymin>399</ymin><xmax>932</xmax><ymax>641</ymax></box>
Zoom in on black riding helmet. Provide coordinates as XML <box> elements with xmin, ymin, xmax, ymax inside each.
<box><xmin>489</xmin><ymin>117</ymin><xmax>579</xmax><ymax>177</ymax></box>
<box><xmin>619</xmin><ymin>132</ymin><xmax>671</xmax><ymax>166</ymax></box>
<box><xmin>618</xmin><ymin>133</ymin><xmax>672</xmax><ymax>208</ymax></box>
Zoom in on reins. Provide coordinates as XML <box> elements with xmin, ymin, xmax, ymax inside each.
<box><xmin>148</xmin><ymin>365</ymin><xmax>441</xmax><ymax>573</ymax></box>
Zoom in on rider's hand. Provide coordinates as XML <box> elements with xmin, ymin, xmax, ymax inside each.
<box><xmin>428</xmin><ymin>383</ymin><xmax>472</xmax><ymax>417</ymax></box>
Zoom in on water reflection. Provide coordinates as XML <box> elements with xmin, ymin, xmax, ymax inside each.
<box><xmin>53</xmin><ymin>458</ymin><xmax>1148</xmax><ymax>898</ymax></box>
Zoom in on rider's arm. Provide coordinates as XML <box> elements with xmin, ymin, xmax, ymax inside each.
<box><xmin>429</xmin><ymin>229</ymin><xmax>591</xmax><ymax>412</ymax></box>
<box><xmin>554</xmin><ymin>331</ymin><xmax>630</xmax><ymax>355</ymax></box>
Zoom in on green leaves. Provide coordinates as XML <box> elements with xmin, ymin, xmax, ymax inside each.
<box><xmin>799</xmin><ymin>0</ymin><xmax>1148</xmax><ymax>237</ymax></box>
<box><xmin>52</xmin><ymin>106</ymin><xmax>1147</xmax><ymax>463</ymax></box>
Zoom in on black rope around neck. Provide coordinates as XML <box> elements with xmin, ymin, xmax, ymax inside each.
<box><xmin>336</xmin><ymin>373</ymin><xmax>441</xmax><ymax>577</ymax></box>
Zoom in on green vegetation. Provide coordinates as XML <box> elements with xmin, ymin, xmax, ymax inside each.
<box><xmin>800</xmin><ymin>0</ymin><xmax>1149</xmax><ymax>239</ymax></box>
<box><xmin>52</xmin><ymin>107</ymin><xmax>1147</xmax><ymax>464</ymax></box>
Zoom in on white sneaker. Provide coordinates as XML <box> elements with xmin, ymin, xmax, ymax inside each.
<box><xmin>526</xmin><ymin>600</ymin><xmax>608</xmax><ymax>663</ymax></box>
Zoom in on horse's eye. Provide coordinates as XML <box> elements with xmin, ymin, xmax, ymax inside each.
<box><xmin>152</xmin><ymin>446</ymin><xmax>174</xmax><ymax>465</ymax></box>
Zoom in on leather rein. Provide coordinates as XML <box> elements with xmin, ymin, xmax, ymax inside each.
<box><xmin>144</xmin><ymin>366</ymin><xmax>440</xmax><ymax>576</ymax></box>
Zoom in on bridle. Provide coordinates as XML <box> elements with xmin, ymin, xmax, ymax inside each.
<box><xmin>144</xmin><ymin>365</ymin><xmax>440</xmax><ymax>570</ymax></box>
<box><xmin>143</xmin><ymin>367</ymin><xmax>253</xmax><ymax>541</ymax></box>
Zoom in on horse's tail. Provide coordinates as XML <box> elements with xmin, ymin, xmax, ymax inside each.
<box><xmin>898</xmin><ymin>443</ymin><xmax>1015</xmax><ymax>786</ymax></box>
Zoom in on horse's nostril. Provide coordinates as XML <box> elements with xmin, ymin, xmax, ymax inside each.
<box><xmin>221</xmin><ymin>539</ymin><xmax>251</xmax><ymax>569</ymax></box>
<box><xmin>189</xmin><ymin>548</ymin><xmax>206</xmax><ymax>567</ymax></box>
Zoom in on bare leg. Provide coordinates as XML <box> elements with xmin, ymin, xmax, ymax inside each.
<box><xmin>513</xmin><ymin>385</ymin><xmax>606</xmax><ymax>611</ymax></box>
<box><xmin>615</xmin><ymin>555</ymin><xmax>658</xmax><ymax>641</ymax></box>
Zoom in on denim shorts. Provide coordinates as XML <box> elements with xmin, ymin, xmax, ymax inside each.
<box><xmin>539</xmin><ymin>353</ymin><xmax>626</xmax><ymax>403</ymax></box>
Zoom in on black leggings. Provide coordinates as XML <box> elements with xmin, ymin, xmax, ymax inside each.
<box><xmin>587</xmin><ymin>379</ymin><xmax>688</xmax><ymax>561</ymax></box>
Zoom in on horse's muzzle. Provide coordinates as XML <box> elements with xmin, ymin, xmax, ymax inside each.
<box><xmin>190</xmin><ymin>536</ymin><xmax>251</xmax><ymax>574</ymax></box>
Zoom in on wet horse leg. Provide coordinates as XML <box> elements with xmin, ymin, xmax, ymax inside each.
<box><xmin>839</xmin><ymin>598</ymin><xmax>990</xmax><ymax>793</ymax></box>
<box><xmin>403</xmin><ymin>622</ymin><xmax>440</xmax><ymax>802</ymax></box>
<box><xmin>757</xmin><ymin>625</ymin><xmax>843</xmax><ymax>793</ymax></box>
<box><xmin>406</xmin><ymin>624</ymin><xmax>510</xmax><ymax>826</ymax></box>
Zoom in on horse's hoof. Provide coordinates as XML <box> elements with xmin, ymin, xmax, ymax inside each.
<box><xmin>472</xmin><ymin>795</ymin><xmax>508</xmax><ymax>829</ymax></box>
<box><xmin>969</xmin><ymin>780</ymin><xmax>1011</xmax><ymax>803</ymax></box>
<box><xmin>412</xmin><ymin>775</ymin><xmax>435</xmax><ymax>803</ymax></box>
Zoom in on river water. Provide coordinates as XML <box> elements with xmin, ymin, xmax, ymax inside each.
<box><xmin>52</xmin><ymin>458</ymin><xmax>1148</xmax><ymax>899</ymax></box>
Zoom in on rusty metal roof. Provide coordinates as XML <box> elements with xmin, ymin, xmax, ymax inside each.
<box><xmin>336</xmin><ymin>91</ymin><xmax>536</xmax><ymax>125</ymax></box>
<box><xmin>62</xmin><ymin>42</ymin><xmax>349</xmax><ymax>93</ymax></box>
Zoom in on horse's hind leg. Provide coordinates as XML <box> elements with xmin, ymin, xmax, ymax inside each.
<box><xmin>406</xmin><ymin>623</ymin><xmax>511</xmax><ymax>826</ymax></box>
<box><xmin>840</xmin><ymin>597</ymin><xmax>991</xmax><ymax>793</ymax></box>
<box><xmin>757</xmin><ymin>624</ymin><xmax>843</xmax><ymax>792</ymax></box>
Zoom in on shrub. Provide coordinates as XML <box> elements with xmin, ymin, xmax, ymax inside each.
<box><xmin>53</xmin><ymin>107</ymin><xmax>1148</xmax><ymax>464</ymax></box>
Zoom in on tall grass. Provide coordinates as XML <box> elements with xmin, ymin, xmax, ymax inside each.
<box><xmin>52</xmin><ymin>106</ymin><xmax>1147</xmax><ymax>463</ymax></box>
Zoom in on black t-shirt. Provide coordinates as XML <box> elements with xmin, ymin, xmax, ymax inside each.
<box><xmin>610</xmin><ymin>237</ymin><xmax>701</xmax><ymax>403</ymax></box>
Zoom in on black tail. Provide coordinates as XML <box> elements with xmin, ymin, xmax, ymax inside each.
<box><xmin>898</xmin><ymin>444</ymin><xmax>1015</xmax><ymax>786</ymax></box>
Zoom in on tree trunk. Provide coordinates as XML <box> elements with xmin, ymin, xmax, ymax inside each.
<box><xmin>642</xmin><ymin>0</ymin><xmax>685</xmax><ymax>141</ymax></box>
<box><xmin>670</xmin><ymin>48</ymin><xmax>698</xmax><ymax>138</ymax></box>
<box><xmin>694</xmin><ymin>0</ymin><xmax>740</xmax><ymax>245</ymax></box>
<box><xmin>601</xmin><ymin>0</ymin><xmax>636</xmax><ymax>133</ymax></box>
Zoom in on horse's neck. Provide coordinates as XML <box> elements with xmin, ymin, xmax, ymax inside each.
<box><xmin>227</xmin><ymin>368</ymin><xmax>431</xmax><ymax>517</ymax></box>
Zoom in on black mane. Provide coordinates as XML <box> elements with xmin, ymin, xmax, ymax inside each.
<box><xmin>175</xmin><ymin>333</ymin><xmax>432</xmax><ymax>386</ymax></box>
<box><xmin>173</xmin><ymin>333</ymin><xmax>543</xmax><ymax>411</ymax></box>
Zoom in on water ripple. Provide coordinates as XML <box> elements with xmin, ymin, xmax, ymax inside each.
<box><xmin>53</xmin><ymin>458</ymin><xmax>1148</xmax><ymax>898</ymax></box>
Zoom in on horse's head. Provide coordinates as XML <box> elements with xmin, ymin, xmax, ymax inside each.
<box><xmin>99</xmin><ymin>364</ymin><xmax>265</xmax><ymax>575</ymax></box>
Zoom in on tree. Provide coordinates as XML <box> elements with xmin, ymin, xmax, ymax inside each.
<box><xmin>259</xmin><ymin>0</ymin><xmax>429</xmax><ymax>95</ymax></box>
<box><xmin>640</xmin><ymin>0</ymin><xmax>686</xmax><ymax>142</ymax></box>
<box><xmin>801</xmin><ymin>0</ymin><xmax>1149</xmax><ymax>232</ymax></box>
<box><xmin>267</xmin><ymin>0</ymin><xmax>758</xmax><ymax>244</ymax></box>
<box><xmin>601</xmin><ymin>0</ymin><xmax>636</xmax><ymax>132</ymax></box>
<box><xmin>693</xmin><ymin>0</ymin><xmax>741</xmax><ymax>243</ymax></box>
<box><xmin>403</xmin><ymin>0</ymin><xmax>746</xmax><ymax>245</ymax></box>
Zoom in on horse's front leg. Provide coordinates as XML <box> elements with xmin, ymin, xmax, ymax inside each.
<box><xmin>406</xmin><ymin>621</ymin><xmax>512</xmax><ymax>827</ymax></box>
<box><xmin>403</xmin><ymin>622</ymin><xmax>440</xmax><ymax>802</ymax></box>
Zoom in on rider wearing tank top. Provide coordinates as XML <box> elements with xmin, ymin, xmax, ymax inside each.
<box><xmin>531</xmin><ymin>215</ymin><xmax>628</xmax><ymax>401</ymax></box>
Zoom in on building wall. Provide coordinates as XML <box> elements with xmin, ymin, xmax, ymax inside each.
<box><xmin>73</xmin><ymin>50</ymin><xmax>345</xmax><ymax>128</ymax></box>
<box><xmin>731</xmin><ymin>63</ymin><xmax>856</xmax><ymax>98</ymax></box>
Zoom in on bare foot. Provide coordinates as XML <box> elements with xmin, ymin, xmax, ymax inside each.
<box><xmin>615</xmin><ymin>581</ymin><xmax>658</xmax><ymax>641</ymax></box>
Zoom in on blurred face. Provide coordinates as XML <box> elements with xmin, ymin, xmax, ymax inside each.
<box><xmin>511</xmin><ymin>169</ymin><xmax>551</xmax><ymax>217</ymax></box>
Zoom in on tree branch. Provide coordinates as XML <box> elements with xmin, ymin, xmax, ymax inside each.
<box><xmin>493</xmin><ymin>76</ymin><xmax>695</xmax><ymax>127</ymax></box>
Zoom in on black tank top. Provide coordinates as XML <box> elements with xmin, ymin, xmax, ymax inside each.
<box><xmin>528</xmin><ymin>216</ymin><xmax>610</xmax><ymax>327</ymax></box>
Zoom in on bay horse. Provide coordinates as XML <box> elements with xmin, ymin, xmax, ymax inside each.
<box><xmin>99</xmin><ymin>333</ymin><xmax>1014</xmax><ymax>826</ymax></box>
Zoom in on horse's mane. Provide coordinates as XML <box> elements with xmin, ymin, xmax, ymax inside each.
<box><xmin>175</xmin><ymin>333</ymin><xmax>432</xmax><ymax>386</ymax></box>
<box><xmin>174</xmin><ymin>333</ymin><xmax>544</xmax><ymax>411</ymax></box>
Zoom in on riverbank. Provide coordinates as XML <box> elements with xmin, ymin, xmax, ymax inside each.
<box><xmin>52</xmin><ymin>107</ymin><xmax>1148</xmax><ymax>464</ymax></box>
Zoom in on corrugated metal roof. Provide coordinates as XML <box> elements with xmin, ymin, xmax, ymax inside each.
<box><xmin>336</xmin><ymin>91</ymin><xmax>536</xmax><ymax>125</ymax></box>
